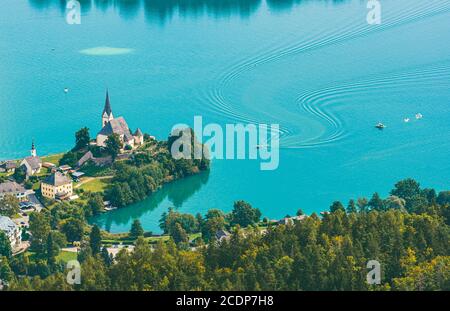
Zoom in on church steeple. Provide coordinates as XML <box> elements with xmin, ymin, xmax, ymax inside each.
<box><xmin>31</xmin><ymin>139</ymin><xmax>37</xmax><ymax>157</ymax></box>
<box><xmin>102</xmin><ymin>90</ymin><xmax>114</xmax><ymax>127</ymax></box>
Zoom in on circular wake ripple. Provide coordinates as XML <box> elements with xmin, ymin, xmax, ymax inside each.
<box><xmin>201</xmin><ymin>0</ymin><xmax>450</xmax><ymax>149</ymax></box>
<box><xmin>289</xmin><ymin>62</ymin><xmax>450</xmax><ymax>148</ymax></box>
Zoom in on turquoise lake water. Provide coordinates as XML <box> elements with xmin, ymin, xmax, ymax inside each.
<box><xmin>1</xmin><ymin>0</ymin><xmax>449</xmax><ymax>233</ymax></box>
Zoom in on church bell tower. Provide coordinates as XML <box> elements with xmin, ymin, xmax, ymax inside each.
<box><xmin>102</xmin><ymin>90</ymin><xmax>114</xmax><ymax>127</ymax></box>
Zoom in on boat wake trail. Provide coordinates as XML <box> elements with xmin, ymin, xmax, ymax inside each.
<box><xmin>289</xmin><ymin>62</ymin><xmax>450</xmax><ymax>148</ymax></box>
<box><xmin>202</xmin><ymin>0</ymin><xmax>450</xmax><ymax>148</ymax></box>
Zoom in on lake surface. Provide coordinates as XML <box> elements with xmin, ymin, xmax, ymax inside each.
<box><xmin>1</xmin><ymin>0</ymin><xmax>449</xmax><ymax>233</ymax></box>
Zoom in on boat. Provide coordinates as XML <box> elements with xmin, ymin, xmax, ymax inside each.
<box><xmin>64</xmin><ymin>88</ymin><xmax>69</xmax><ymax>93</ymax></box>
<box><xmin>415</xmin><ymin>113</ymin><xmax>423</xmax><ymax>119</ymax></box>
<box><xmin>375</xmin><ymin>122</ymin><xmax>386</xmax><ymax>129</ymax></box>
<box><xmin>404</xmin><ymin>118</ymin><xmax>410</xmax><ymax>123</ymax></box>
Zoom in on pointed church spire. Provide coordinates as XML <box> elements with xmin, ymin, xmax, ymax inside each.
<box><xmin>103</xmin><ymin>89</ymin><xmax>112</xmax><ymax>116</ymax></box>
<box><xmin>31</xmin><ymin>139</ymin><xmax>37</xmax><ymax>157</ymax></box>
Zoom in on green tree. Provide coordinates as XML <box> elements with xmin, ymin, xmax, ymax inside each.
<box><xmin>0</xmin><ymin>256</ymin><xmax>13</xmax><ymax>284</ymax></box>
<box><xmin>60</xmin><ymin>218</ymin><xmax>84</xmax><ymax>242</ymax></box>
<box><xmin>201</xmin><ymin>209</ymin><xmax>226</xmax><ymax>242</ymax></box>
<box><xmin>12</xmin><ymin>166</ymin><xmax>26</xmax><ymax>183</ymax></box>
<box><xmin>29</xmin><ymin>212</ymin><xmax>51</xmax><ymax>255</ymax></box>
<box><xmin>230</xmin><ymin>201</ymin><xmax>261</xmax><ymax>227</ymax></box>
<box><xmin>46</xmin><ymin>233</ymin><xmax>58</xmax><ymax>267</ymax></box>
<box><xmin>105</xmin><ymin>134</ymin><xmax>123</xmax><ymax>160</ymax></box>
<box><xmin>330</xmin><ymin>201</ymin><xmax>345</xmax><ymax>213</ymax></box>
<box><xmin>101</xmin><ymin>247</ymin><xmax>113</xmax><ymax>267</ymax></box>
<box><xmin>88</xmin><ymin>193</ymin><xmax>104</xmax><ymax>216</ymax></box>
<box><xmin>130</xmin><ymin>219</ymin><xmax>144</xmax><ymax>238</ymax></box>
<box><xmin>437</xmin><ymin>191</ymin><xmax>450</xmax><ymax>206</ymax></box>
<box><xmin>89</xmin><ymin>225</ymin><xmax>102</xmax><ymax>255</ymax></box>
<box><xmin>171</xmin><ymin>223</ymin><xmax>189</xmax><ymax>245</ymax></box>
<box><xmin>0</xmin><ymin>194</ymin><xmax>20</xmax><ymax>217</ymax></box>
<box><xmin>357</xmin><ymin>197</ymin><xmax>368</xmax><ymax>212</ymax></box>
<box><xmin>59</xmin><ymin>151</ymin><xmax>79</xmax><ymax>167</ymax></box>
<box><xmin>0</xmin><ymin>232</ymin><xmax>12</xmax><ymax>258</ymax></box>
<box><xmin>390</xmin><ymin>178</ymin><xmax>421</xmax><ymax>211</ymax></box>
<box><xmin>368</xmin><ymin>192</ymin><xmax>384</xmax><ymax>211</ymax></box>
<box><xmin>347</xmin><ymin>199</ymin><xmax>357</xmax><ymax>213</ymax></box>
<box><xmin>74</xmin><ymin>127</ymin><xmax>90</xmax><ymax>151</ymax></box>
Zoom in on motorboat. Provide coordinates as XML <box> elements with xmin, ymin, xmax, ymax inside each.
<box><xmin>375</xmin><ymin>122</ymin><xmax>386</xmax><ymax>129</ymax></box>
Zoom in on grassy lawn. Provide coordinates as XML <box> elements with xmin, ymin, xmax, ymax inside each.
<box><xmin>82</xmin><ymin>163</ymin><xmax>114</xmax><ymax>177</ymax></box>
<box><xmin>56</xmin><ymin>250</ymin><xmax>78</xmax><ymax>263</ymax></box>
<box><xmin>41</xmin><ymin>153</ymin><xmax>64</xmax><ymax>166</ymax></box>
<box><xmin>78</xmin><ymin>177</ymin><xmax>112</xmax><ymax>193</ymax></box>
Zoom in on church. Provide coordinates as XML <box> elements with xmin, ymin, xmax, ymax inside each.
<box><xmin>96</xmin><ymin>91</ymin><xmax>144</xmax><ymax>149</ymax></box>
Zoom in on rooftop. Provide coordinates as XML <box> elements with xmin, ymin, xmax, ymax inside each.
<box><xmin>42</xmin><ymin>172</ymin><xmax>72</xmax><ymax>187</ymax></box>
<box><xmin>0</xmin><ymin>181</ymin><xmax>26</xmax><ymax>194</ymax></box>
<box><xmin>23</xmin><ymin>156</ymin><xmax>42</xmax><ymax>170</ymax></box>
<box><xmin>98</xmin><ymin>116</ymin><xmax>131</xmax><ymax>138</ymax></box>
<box><xmin>0</xmin><ymin>216</ymin><xmax>18</xmax><ymax>236</ymax></box>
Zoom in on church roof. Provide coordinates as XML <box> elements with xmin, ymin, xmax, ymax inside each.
<box><xmin>102</xmin><ymin>90</ymin><xmax>112</xmax><ymax>116</ymax></box>
<box><xmin>98</xmin><ymin>116</ymin><xmax>131</xmax><ymax>138</ymax></box>
<box><xmin>22</xmin><ymin>156</ymin><xmax>42</xmax><ymax>170</ymax></box>
<box><xmin>134</xmin><ymin>128</ymin><xmax>143</xmax><ymax>137</ymax></box>
<box><xmin>43</xmin><ymin>172</ymin><xmax>72</xmax><ymax>187</ymax></box>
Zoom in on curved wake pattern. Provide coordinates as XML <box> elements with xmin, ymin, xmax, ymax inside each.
<box><xmin>201</xmin><ymin>0</ymin><xmax>450</xmax><ymax>148</ymax></box>
<box><xmin>219</xmin><ymin>1</ymin><xmax>450</xmax><ymax>88</ymax></box>
<box><xmin>289</xmin><ymin>62</ymin><xmax>450</xmax><ymax>148</ymax></box>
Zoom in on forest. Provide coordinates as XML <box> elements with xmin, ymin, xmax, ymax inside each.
<box><xmin>0</xmin><ymin>178</ymin><xmax>448</xmax><ymax>291</ymax></box>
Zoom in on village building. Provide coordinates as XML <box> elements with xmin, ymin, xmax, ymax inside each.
<box><xmin>0</xmin><ymin>216</ymin><xmax>21</xmax><ymax>249</ymax></box>
<box><xmin>41</xmin><ymin>171</ymin><xmax>73</xmax><ymax>200</ymax></box>
<box><xmin>277</xmin><ymin>215</ymin><xmax>307</xmax><ymax>226</ymax></box>
<box><xmin>134</xmin><ymin>128</ymin><xmax>144</xmax><ymax>145</ymax></box>
<box><xmin>20</xmin><ymin>141</ymin><xmax>42</xmax><ymax>177</ymax></box>
<box><xmin>0</xmin><ymin>181</ymin><xmax>34</xmax><ymax>202</ymax></box>
<box><xmin>0</xmin><ymin>161</ymin><xmax>17</xmax><ymax>174</ymax></box>
<box><xmin>95</xmin><ymin>91</ymin><xmax>144</xmax><ymax>149</ymax></box>
<box><xmin>215</xmin><ymin>229</ymin><xmax>231</xmax><ymax>242</ymax></box>
<box><xmin>76</xmin><ymin>150</ymin><xmax>112</xmax><ymax>168</ymax></box>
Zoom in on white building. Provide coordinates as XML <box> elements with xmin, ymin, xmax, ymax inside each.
<box><xmin>96</xmin><ymin>91</ymin><xmax>144</xmax><ymax>149</ymax></box>
<box><xmin>20</xmin><ymin>141</ymin><xmax>42</xmax><ymax>177</ymax></box>
<box><xmin>0</xmin><ymin>216</ymin><xmax>21</xmax><ymax>249</ymax></box>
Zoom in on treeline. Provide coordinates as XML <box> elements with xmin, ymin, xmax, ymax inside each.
<box><xmin>1</xmin><ymin>179</ymin><xmax>448</xmax><ymax>291</ymax></box>
<box><xmin>159</xmin><ymin>200</ymin><xmax>262</xmax><ymax>243</ymax></box>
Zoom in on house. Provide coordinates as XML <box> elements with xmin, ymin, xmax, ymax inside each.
<box><xmin>0</xmin><ymin>161</ymin><xmax>17</xmax><ymax>173</ymax></box>
<box><xmin>215</xmin><ymin>229</ymin><xmax>230</xmax><ymax>242</ymax></box>
<box><xmin>95</xmin><ymin>91</ymin><xmax>145</xmax><ymax>149</ymax></box>
<box><xmin>58</xmin><ymin>165</ymin><xmax>72</xmax><ymax>172</ymax></box>
<box><xmin>20</xmin><ymin>141</ymin><xmax>42</xmax><ymax>177</ymax></box>
<box><xmin>76</xmin><ymin>151</ymin><xmax>112</xmax><ymax>168</ymax></box>
<box><xmin>41</xmin><ymin>172</ymin><xmax>73</xmax><ymax>200</ymax></box>
<box><xmin>0</xmin><ymin>181</ymin><xmax>34</xmax><ymax>202</ymax></box>
<box><xmin>277</xmin><ymin>215</ymin><xmax>307</xmax><ymax>226</ymax></box>
<box><xmin>76</xmin><ymin>151</ymin><xmax>94</xmax><ymax>167</ymax></box>
<box><xmin>0</xmin><ymin>216</ymin><xmax>21</xmax><ymax>249</ymax></box>
<box><xmin>134</xmin><ymin>128</ymin><xmax>144</xmax><ymax>146</ymax></box>
<box><xmin>42</xmin><ymin>162</ymin><xmax>56</xmax><ymax>169</ymax></box>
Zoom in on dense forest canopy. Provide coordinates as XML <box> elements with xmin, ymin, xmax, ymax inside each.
<box><xmin>1</xmin><ymin>178</ymin><xmax>448</xmax><ymax>291</ymax></box>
